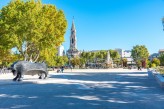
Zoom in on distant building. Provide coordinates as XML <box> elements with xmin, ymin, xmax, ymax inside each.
<box><xmin>148</xmin><ymin>49</ymin><xmax>164</xmax><ymax>61</ymax></box>
<box><xmin>58</xmin><ymin>45</ymin><xmax>65</xmax><ymax>56</ymax></box>
<box><xmin>159</xmin><ymin>49</ymin><xmax>164</xmax><ymax>55</ymax></box>
<box><xmin>123</xmin><ymin>50</ymin><xmax>134</xmax><ymax>64</ymax></box>
<box><xmin>67</xmin><ymin>19</ymin><xmax>79</xmax><ymax>58</ymax></box>
<box><xmin>148</xmin><ymin>53</ymin><xmax>159</xmax><ymax>61</ymax></box>
<box><xmin>122</xmin><ymin>50</ymin><xmax>131</xmax><ymax>58</ymax></box>
<box><xmin>115</xmin><ymin>49</ymin><xmax>134</xmax><ymax>65</ymax></box>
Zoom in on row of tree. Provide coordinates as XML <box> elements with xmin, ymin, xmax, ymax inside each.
<box><xmin>69</xmin><ymin>45</ymin><xmax>164</xmax><ymax>68</ymax></box>
<box><xmin>69</xmin><ymin>45</ymin><xmax>149</xmax><ymax>68</ymax></box>
<box><xmin>70</xmin><ymin>50</ymin><xmax>120</xmax><ymax>68</ymax></box>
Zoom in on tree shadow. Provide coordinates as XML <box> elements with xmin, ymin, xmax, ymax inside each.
<box><xmin>0</xmin><ymin>71</ymin><xmax>164</xmax><ymax>109</ymax></box>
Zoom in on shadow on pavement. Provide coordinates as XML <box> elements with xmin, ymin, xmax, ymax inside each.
<box><xmin>0</xmin><ymin>71</ymin><xmax>164</xmax><ymax>109</ymax></box>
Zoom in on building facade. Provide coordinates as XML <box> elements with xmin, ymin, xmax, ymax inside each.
<box><xmin>159</xmin><ymin>49</ymin><xmax>164</xmax><ymax>55</ymax></box>
<box><xmin>148</xmin><ymin>49</ymin><xmax>164</xmax><ymax>61</ymax></box>
<box><xmin>58</xmin><ymin>45</ymin><xmax>65</xmax><ymax>56</ymax></box>
<box><xmin>149</xmin><ymin>53</ymin><xmax>159</xmax><ymax>61</ymax></box>
<box><xmin>115</xmin><ymin>49</ymin><xmax>134</xmax><ymax>65</ymax></box>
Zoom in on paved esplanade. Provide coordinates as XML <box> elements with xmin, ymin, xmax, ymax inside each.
<box><xmin>0</xmin><ymin>69</ymin><xmax>164</xmax><ymax>109</ymax></box>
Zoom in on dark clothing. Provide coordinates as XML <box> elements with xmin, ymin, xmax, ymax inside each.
<box><xmin>61</xmin><ymin>66</ymin><xmax>64</xmax><ymax>73</ymax></box>
<box><xmin>138</xmin><ymin>66</ymin><xmax>142</xmax><ymax>70</ymax></box>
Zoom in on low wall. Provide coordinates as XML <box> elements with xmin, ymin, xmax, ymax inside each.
<box><xmin>148</xmin><ymin>69</ymin><xmax>164</xmax><ymax>87</ymax></box>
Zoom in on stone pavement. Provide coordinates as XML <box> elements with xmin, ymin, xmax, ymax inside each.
<box><xmin>0</xmin><ymin>69</ymin><xmax>164</xmax><ymax>109</ymax></box>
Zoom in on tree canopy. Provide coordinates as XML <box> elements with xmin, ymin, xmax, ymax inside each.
<box><xmin>159</xmin><ymin>53</ymin><xmax>164</xmax><ymax>66</ymax></box>
<box><xmin>0</xmin><ymin>0</ymin><xmax>67</xmax><ymax>63</ymax></box>
<box><xmin>151</xmin><ymin>58</ymin><xmax>160</xmax><ymax>66</ymax></box>
<box><xmin>131</xmin><ymin>45</ymin><xmax>149</xmax><ymax>62</ymax></box>
<box><xmin>80</xmin><ymin>50</ymin><xmax>120</xmax><ymax>64</ymax></box>
<box><xmin>0</xmin><ymin>46</ymin><xmax>17</xmax><ymax>66</ymax></box>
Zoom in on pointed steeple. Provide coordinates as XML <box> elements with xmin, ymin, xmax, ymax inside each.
<box><xmin>70</xmin><ymin>17</ymin><xmax>77</xmax><ymax>49</ymax></box>
<box><xmin>71</xmin><ymin>17</ymin><xmax>76</xmax><ymax>31</ymax></box>
<box><xmin>67</xmin><ymin>17</ymin><xmax>79</xmax><ymax>58</ymax></box>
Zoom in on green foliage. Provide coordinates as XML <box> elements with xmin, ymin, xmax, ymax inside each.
<box><xmin>131</xmin><ymin>45</ymin><xmax>149</xmax><ymax>61</ymax></box>
<box><xmin>131</xmin><ymin>45</ymin><xmax>149</xmax><ymax>67</ymax></box>
<box><xmin>0</xmin><ymin>46</ymin><xmax>18</xmax><ymax>66</ymax></box>
<box><xmin>109</xmin><ymin>49</ymin><xmax>120</xmax><ymax>60</ymax></box>
<box><xmin>80</xmin><ymin>50</ymin><xmax>120</xmax><ymax>64</ymax></box>
<box><xmin>53</xmin><ymin>56</ymin><xmax>68</xmax><ymax>67</ymax></box>
<box><xmin>70</xmin><ymin>57</ymin><xmax>80</xmax><ymax>68</ymax></box>
<box><xmin>0</xmin><ymin>0</ymin><xmax>67</xmax><ymax>64</ymax></box>
<box><xmin>79</xmin><ymin>58</ymin><xmax>86</xmax><ymax>68</ymax></box>
<box><xmin>151</xmin><ymin>63</ymin><xmax>156</xmax><ymax>68</ymax></box>
<box><xmin>136</xmin><ymin>60</ymin><xmax>142</xmax><ymax>67</ymax></box>
<box><xmin>151</xmin><ymin>58</ymin><xmax>160</xmax><ymax>66</ymax></box>
<box><xmin>159</xmin><ymin>53</ymin><xmax>164</xmax><ymax>66</ymax></box>
<box><xmin>122</xmin><ymin>58</ymin><xmax>127</xmax><ymax>67</ymax></box>
<box><xmin>155</xmin><ymin>67</ymin><xmax>164</xmax><ymax>75</ymax></box>
<box><xmin>147</xmin><ymin>60</ymin><xmax>151</xmax><ymax>68</ymax></box>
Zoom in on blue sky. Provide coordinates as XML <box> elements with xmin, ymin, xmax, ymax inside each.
<box><xmin>1</xmin><ymin>0</ymin><xmax>164</xmax><ymax>54</ymax></box>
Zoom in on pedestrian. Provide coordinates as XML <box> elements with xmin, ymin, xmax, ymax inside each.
<box><xmin>61</xmin><ymin>66</ymin><xmax>64</xmax><ymax>73</ymax></box>
<box><xmin>138</xmin><ymin>66</ymin><xmax>142</xmax><ymax>70</ymax></box>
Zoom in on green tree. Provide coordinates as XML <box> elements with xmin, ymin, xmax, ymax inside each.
<box><xmin>122</xmin><ymin>58</ymin><xmax>127</xmax><ymax>67</ymax></box>
<box><xmin>54</xmin><ymin>56</ymin><xmax>68</xmax><ymax>67</ymax></box>
<box><xmin>147</xmin><ymin>60</ymin><xmax>151</xmax><ymax>68</ymax></box>
<box><xmin>80</xmin><ymin>50</ymin><xmax>120</xmax><ymax>66</ymax></box>
<box><xmin>80</xmin><ymin>51</ymin><xmax>89</xmax><ymax>65</ymax></box>
<box><xmin>79</xmin><ymin>58</ymin><xmax>86</xmax><ymax>68</ymax></box>
<box><xmin>0</xmin><ymin>46</ymin><xmax>18</xmax><ymax>66</ymax></box>
<box><xmin>109</xmin><ymin>49</ymin><xmax>120</xmax><ymax>66</ymax></box>
<box><xmin>151</xmin><ymin>58</ymin><xmax>160</xmax><ymax>66</ymax></box>
<box><xmin>109</xmin><ymin>50</ymin><xmax>120</xmax><ymax>60</ymax></box>
<box><xmin>159</xmin><ymin>53</ymin><xmax>164</xmax><ymax>66</ymax></box>
<box><xmin>131</xmin><ymin>45</ymin><xmax>149</xmax><ymax>68</ymax></box>
<box><xmin>71</xmin><ymin>57</ymin><xmax>80</xmax><ymax>68</ymax></box>
<box><xmin>151</xmin><ymin>63</ymin><xmax>156</xmax><ymax>68</ymax></box>
<box><xmin>136</xmin><ymin>60</ymin><xmax>142</xmax><ymax>67</ymax></box>
<box><xmin>100</xmin><ymin>50</ymin><xmax>106</xmax><ymax>59</ymax></box>
<box><xmin>0</xmin><ymin>0</ymin><xmax>67</xmax><ymax>64</ymax></box>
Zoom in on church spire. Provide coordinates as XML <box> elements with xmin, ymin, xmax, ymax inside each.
<box><xmin>70</xmin><ymin>17</ymin><xmax>77</xmax><ymax>49</ymax></box>
<box><xmin>67</xmin><ymin>17</ymin><xmax>79</xmax><ymax>58</ymax></box>
<box><xmin>71</xmin><ymin>17</ymin><xmax>76</xmax><ymax>31</ymax></box>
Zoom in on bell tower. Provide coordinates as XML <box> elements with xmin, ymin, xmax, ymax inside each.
<box><xmin>67</xmin><ymin>18</ymin><xmax>79</xmax><ymax>58</ymax></box>
<box><xmin>70</xmin><ymin>19</ymin><xmax>77</xmax><ymax>50</ymax></box>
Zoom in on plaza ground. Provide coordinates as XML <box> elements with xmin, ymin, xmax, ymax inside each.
<box><xmin>0</xmin><ymin>69</ymin><xmax>164</xmax><ymax>109</ymax></box>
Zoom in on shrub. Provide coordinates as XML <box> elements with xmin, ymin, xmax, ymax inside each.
<box><xmin>151</xmin><ymin>58</ymin><xmax>160</xmax><ymax>66</ymax></box>
<box><xmin>155</xmin><ymin>66</ymin><xmax>164</xmax><ymax>75</ymax></box>
<box><xmin>151</xmin><ymin>63</ymin><xmax>156</xmax><ymax>68</ymax></box>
